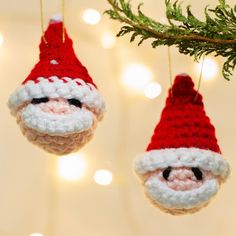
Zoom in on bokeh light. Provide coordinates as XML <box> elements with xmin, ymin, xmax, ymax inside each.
<box><xmin>196</xmin><ymin>58</ymin><xmax>218</xmax><ymax>81</ymax></box>
<box><xmin>82</xmin><ymin>9</ymin><xmax>101</xmax><ymax>25</ymax></box>
<box><xmin>94</xmin><ymin>169</ymin><xmax>113</xmax><ymax>186</ymax></box>
<box><xmin>144</xmin><ymin>82</ymin><xmax>162</xmax><ymax>99</ymax></box>
<box><xmin>57</xmin><ymin>154</ymin><xmax>87</xmax><ymax>181</ymax></box>
<box><xmin>122</xmin><ymin>63</ymin><xmax>153</xmax><ymax>93</ymax></box>
<box><xmin>0</xmin><ymin>34</ymin><xmax>4</xmax><ymax>47</ymax></box>
<box><xmin>29</xmin><ymin>233</ymin><xmax>44</xmax><ymax>236</ymax></box>
<box><xmin>101</xmin><ymin>32</ymin><xmax>116</xmax><ymax>49</ymax></box>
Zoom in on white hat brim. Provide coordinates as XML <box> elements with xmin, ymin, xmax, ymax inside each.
<box><xmin>8</xmin><ymin>76</ymin><xmax>105</xmax><ymax>116</ymax></box>
<box><xmin>135</xmin><ymin>147</ymin><xmax>230</xmax><ymax>181</ymax></box>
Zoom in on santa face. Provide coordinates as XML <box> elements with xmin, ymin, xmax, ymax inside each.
<box><xmin>135</xmin><ymin>147</ymin><xmax>229</xmax><ymax>215</ymax></box>
<box><xmin>16</xmin><ymin>97</ymin><xmax>99</xmax><ymax>155</ymax></box>
<box><xmin>143</xmin><ymin>167</ymin><xmax>219</xmax><ymax>215</ymax></box>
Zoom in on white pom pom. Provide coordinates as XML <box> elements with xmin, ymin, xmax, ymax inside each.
<box><xmin>50</xmin><ymin>14</ymin><xmax>62</xmax><ymax>23</ymax></box>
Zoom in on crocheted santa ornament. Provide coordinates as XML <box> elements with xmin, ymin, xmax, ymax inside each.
<box><xmin>8</xmin><ymin>16</ymin><xmax>105</xmax><ymax>155</ymax></box>
<box><xmin>135</xmin><ymin>74</ymin><xmax>230</xmax><ymax>215</ymax></box>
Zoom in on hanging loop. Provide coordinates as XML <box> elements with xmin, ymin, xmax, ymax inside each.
<box><xmin>61</xmin><ymin>0</ymin><xmax>65</xmax><ymax>43</ymax></box>
<box><xmin>40</xmin><ymin>0</ymin><xmax>48</xmax><ymax>45</ymax></box>
<box><xmin>194</xmin><ymin>55</ymin><xmax>206</xmax><ymax>102</ymax></box>
<box><xmin>40</xmin><ymin>0</ymin><xmax>66</xmax><ymax>45</ymax></box>
<box><xmin>168</xmin><ymin>47</ymin><xmax>174</xmax><ymax>99</ymax></box>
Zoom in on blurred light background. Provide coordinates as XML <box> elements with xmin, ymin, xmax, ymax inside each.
<box><xmin>0</xmin><ymin>0</ymin><xmax>235</xmax><ymax>236</ymax></box>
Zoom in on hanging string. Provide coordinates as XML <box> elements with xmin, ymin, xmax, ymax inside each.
<box><xmin>168</xmin><ymin>46</ymin><xmax>174</xmax><ymax>99</ymax></box>
<box><xmin>194</xmin><ymin>55</ymin><xmax>206</xmax><ymax>102</ymax></box>
<box><xmin>40</xmin><ymin>0</ymin><xmax>65</xmax><ymax>44</ymax></box>
<box><xmin>40</xmin><ymin>0</ymin><xmax>48</xmax><ymax>45</ymax></box>
<box><xmin>61</xmin><ymin>0</ymin><xmax>65</xmax><ymax>43</ymax></box>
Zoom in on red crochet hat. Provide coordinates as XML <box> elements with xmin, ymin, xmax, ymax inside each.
<box><xmin>23</xmin><ymin>16</ymin><xmax>95</xmax><ymax>86</ymax></box>
<box><xmin>135</xmin><ymin>74</ymin><xmax>229</xmax><ymax>180</ymax></box>
<box><xmin>147</xmin><ymin>74</ymin><xmax>220</xmax><ymax>153</ymax></box>
<box><xmin>8</xmin><ymin>16</ymin><xmax>105</xmax><ymax>115</ymax></box>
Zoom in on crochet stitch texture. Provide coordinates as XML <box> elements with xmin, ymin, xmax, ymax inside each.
<box><xmin>24</xmin><ymin>20</ymin><xmax>96</xmax><ymax>87</ymax></box>
<box><xmin>147</xmin><ymin>74</ymin><xmax>220</xmax><ymax>153</ymax></box>
<box><xmin>135</xmin><ymin>74</ymin><xmax>230</xmax><ymax>215</ymax></box>
<box><xmin>8</xmin><ymin>17</ymin><xmax>105</xmax><ymax>155</ymax></box>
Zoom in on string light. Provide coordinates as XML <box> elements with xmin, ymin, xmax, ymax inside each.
<box><xmin>144</xmin><ymin>82</ymin><xmax>162</xmax><ymax>99</ymax></box>
<box><xmin>101</xmin><ymin>32</ymin><xmax>116</xmax><ymax>49</ymax></box>
<box><xmin>57</xmin><ymin>154</ymin><xmax>87</xmax><ymax>181</ymax></box>
<box><xmin>30</xmin><ymin>233</ymin><xmax>44</xmax><ymax>236</ymax></box>
<box><xmin>82</xmin><ymin>9</ymin><xmax>101</xmax><ymax>25</ymax></box>
<box><xmin>196</xmin><ymin>58</ymin><xmax>218</xmax><ymax>80</ymax></box>
<box><xmin>122</xmin><ymin>63</ymin><xmax>153</xmax><ymax>93</ymax></box>
<box><xmin>0</xmin><ymin>34</ymin><xmax>3</xmax><ymax>47</ymax></box>
<box><xmin>94</xmin><ymin>169</ymin><xmax>113</xmax><ymax>186</ymax></box>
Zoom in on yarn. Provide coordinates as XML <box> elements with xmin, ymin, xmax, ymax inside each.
<box><xmin>147</xmin><ymin>74</ymin><xmax>220</xmax><ymax>153</ymax></box>
<box><xmin>24</xmin><ymin>19</ymin><xmax>96</xmax><ymax>87</ymax></box>
<box><xmin>136</xmin><ymin>147</ymin><xmax>229</xmax><ymax>179</ymax></box>
<box><xmin>39</xmin><ymin>98</ymin><xmax>78</xmax><ymax>114</ymax></box>
<box><xmin>21</xmin><ymin>103</ymin><xmax>94</xmax><ymax>135</ymax></box>
<box><xmin>135</xmin><ymin>74</ymin><xmax>230</xmax><ymax>215</ymax></box>
<box><xmin>8</xmin><ymin>76</ymin><xmax>105</xmax><ymax>116</ymax></box>
<box><xmin>8</xmin><ymin>17</ymin><xmax>105</xmax><ymax>155</ymax></box>
<box><xmin>17</xmin><ymin>113</ymin><xmax>96</xmax><ymax>155</ymax></box>
<box><xmin>145</xmin><ymin>175</ymin><xmax>218</xmax><ymax>215</ymax></box>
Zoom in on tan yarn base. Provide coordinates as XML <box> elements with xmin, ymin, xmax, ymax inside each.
<box><xmin>17</xmin><ymin>113</ymin><xmax>97</xmax><ymax>156</ymax></box>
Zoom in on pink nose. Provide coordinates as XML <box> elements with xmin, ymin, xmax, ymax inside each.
<box><xmin>39</xmin><ymin>98</ymin><xmax>76</xmax><ymax>115</ymax></box>
<box><xmin>49</xmin><ymin>102</ymin><xmax>68</xmax><ymax>114</ymax></box>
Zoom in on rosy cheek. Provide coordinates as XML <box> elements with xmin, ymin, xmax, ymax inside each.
<box><xmin>204</xmin><ymin>172</ymin><xmax>214</xmax><ymax>180</ymax></box>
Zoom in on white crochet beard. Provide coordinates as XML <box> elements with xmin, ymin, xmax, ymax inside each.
<box><xmin>20</xmin><ymin>103</ymin><xmax>94</xmax><ymax>135</ymax></box>
<box><xmin>145</xmin><ymin>174</ymin><xmax>219</xmax><ymax>210</ymax></box>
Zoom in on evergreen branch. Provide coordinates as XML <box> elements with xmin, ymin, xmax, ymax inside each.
<box><xmin>105</xmin><ymin>0</ymin><xmax>236</xmax><ymax>80</ymax></box>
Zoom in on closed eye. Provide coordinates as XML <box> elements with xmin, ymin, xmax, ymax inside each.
<box><xmin>68</xmin><ymin>99</ymin><xmax>82</xmax><ymax>108</ymax></box>
<box><xmin>191</xmin><ymin>167</ymin><xmax>203</xmax><ymax>180</ymax></box>
<box><xmin>31</xmin><ymin>97</ymin><xmax>49</xmax><ymax>104</ymax></box>
<box><xmin>162</xmin><ymin>167</ymin><xmax>172</xmax><ymax>181</ymax></box>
